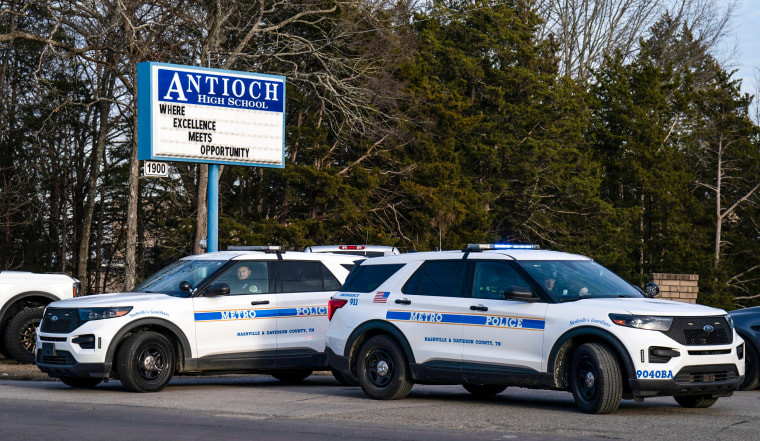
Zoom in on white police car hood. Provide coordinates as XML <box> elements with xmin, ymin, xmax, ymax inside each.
<box><xmin>581</xmin><ymin>297</ymin><xmax>726</xmax><ymax>317</ymax></box>
<box><xmin>49</xmin><ymin>291</ymin><xmax>179</xmax><ymax>308</ymax></box>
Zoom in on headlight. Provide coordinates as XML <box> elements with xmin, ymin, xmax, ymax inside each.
<box><xmin>78</xmin><ymin>307</ymin><xmax>132</xmax><ymax>321</ymax></box>
<box><xmin>726</xmin><ymin>314</ymin><xmax>734</xmax><ymax>329</ymax></box>
<box><xmin>609</xmin><ymin>314</ymin><xmax>673</xmax><ymax>331</ymax></box>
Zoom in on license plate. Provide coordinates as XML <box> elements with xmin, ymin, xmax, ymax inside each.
<box><xmin>41</xmin><ymin>343</ymin><xmax>56</xmax><ymax>357</ymax></box>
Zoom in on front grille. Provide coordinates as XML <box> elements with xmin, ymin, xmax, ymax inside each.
<box><xmin>662</xmin><ymin>316</ymin><xmax>732</xmax><ymax>346</ymax></box>
<box><xmin>674</xmin><ymin>365</ymin><xmax>738</xmax><ymax>384</ymax></box>
<box><xmin>40</xmin><ymin>308</ymin><xmax>85</xmax><ymax>333</ymax></box>
<box><xmin>39</xmin><ymin>336</ymin><xmax>67</xmax><ymax>342</ymax></box>
<box><xmin>36</xmin><ymin>349</ymin><xmax>76</xmax><ymax>365</ymax></box>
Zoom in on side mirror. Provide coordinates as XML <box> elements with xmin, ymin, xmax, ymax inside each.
<box><xmin>179</xmin><ymin>281</ymin><xmax>193</xmax><ymax>293</ymax></box>
<box><xmin>644</xmin><ymin>282</ymin><xmax>659</xmax><ymax>298</ymax></box>
<box><xmin>205</xmin><ymin>282</ymin><xmax>231</xmax><ymax>297</ymax></box>
<box><xmin>504</xmin><ymin>286</ymin><xmax>536</xmax><ymax>302</ymax></box>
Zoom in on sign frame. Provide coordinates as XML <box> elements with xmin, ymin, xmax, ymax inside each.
<box><xmin>137</xmin><ymin>62</ymin><xmax>285</xmax><ymax>168</ymax></box>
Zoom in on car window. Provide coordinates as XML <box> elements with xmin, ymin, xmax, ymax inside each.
<box><xmin>322</xmin><ymin>265</ymin><xmax>342</xmax><ymax>291</ymax></box>
<box><xmin>517</xmin><ymin>260</ymin><xmax>642</xmax><ymax>301</ymax></box>
<box><xmin>402</xmin><ymin>261</ymin><xmax>468</xmax><ymax>297</ymax></box>
<box><xmin>341</xmin><ymin>264</ymin><xmax>405</xmax><ymax>293</ymax></box>
<box><xmin>274</xmin><ymin>261</ymin><xmax>338</xmax><ymax>293</ymax></box>
<box><xmin>134</xmin><ymin>259</ymin><xmax>227</xmax><ymax>297</ymax></box>
<box><xmin>214</xmin><ymin>261</ymin><xmax>270</xmax><ymax>295</ymax></box>
<box><xmin>472</xmin><ymin>261</ymin><xmax>533</xmax><ymax>300</ymax></box>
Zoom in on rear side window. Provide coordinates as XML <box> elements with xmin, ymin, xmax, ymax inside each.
<box><xmin>342</xmin><ymin>264</ymin><xmax>405</xmax><ymax>293</ymax></box>
<box><xmin>402</xmin><ymin>261</ymin><xmax>468</xmax><ymax>297</ymax></box>
<box><xmin>274</xmin><ymin>261</ymin><xmax>340</xmax><ymax>293</ymax></box>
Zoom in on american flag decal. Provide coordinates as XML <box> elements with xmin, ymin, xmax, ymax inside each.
<box><xmin>373</xmin><ymin>291</ymin><xmax>390</xmax><ymax>303</ymax></box>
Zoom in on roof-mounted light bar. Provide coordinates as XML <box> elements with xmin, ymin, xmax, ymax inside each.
<box><xmin>465</xmin><ymin>243</ymin><xmax>539</xmax><ymax>252</ymax></box>
<box><xmin>227</xmin><ymin>245</ymin><xmax>282</xmax><ymax>253</ymax></box>
<box><xmin>339</xmin><ymin>245</ymin><xmax>365</xmax><ymax>250</ymax></box>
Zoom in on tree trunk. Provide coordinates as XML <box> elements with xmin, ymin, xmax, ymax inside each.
<box><xmin>124</xmin><ymin>67</ymin><xmax>140</xmax><ymax>291</ymax></box>
<box><xmin>77</xmin><ymin>71</ymin><xmax>113</xmax><ymax>292</ymax></box>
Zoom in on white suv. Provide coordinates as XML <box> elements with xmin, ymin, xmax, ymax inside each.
<box><xmin>325</xmin><ymin>244</ymin><xmax>745</xmax><ymax>414</ymax></box>
<box><xmin>1</xmin><ymin>271</ymin><xmax>81</xmax><ymax>363</ymax></box>
<box><xmin>36</xmin><ymin>247</ymin><xmax>362</xmax><ymax>391</ymax></box>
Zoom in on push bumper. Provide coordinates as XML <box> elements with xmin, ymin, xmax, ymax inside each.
<box><xmin>630</xmin><ymin>364</ymin><xmax>742</xmax><ymax>397</ymax></box>
<box><xmin>35</xmin><ymin>346</ymin><xmax>111</xmax><ymax>379</ymax></box>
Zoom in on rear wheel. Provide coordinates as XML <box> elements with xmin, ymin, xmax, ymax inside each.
<box><xmin>462</xmin><ymin>384</ymin><xmax>507</xmax><ymax>396</ymax></box>
<box><xmin>271</xmin><ymin>369</ymin><xmax>313</xmax><ymax>383</ymax></box>
<box><xmin>674</xmin><ymin>395</ymin><xmax>719</xmax><ymax>408</ymax></box>
<box><xmin>357</xmin><ymin>335</ymin><xmax>413</xmax><ymax>400</ymax></box>
<box><xmin>739</xmin><ymin>342</ymin><xmax>759</xmax><ymax>391</ymax></box>
<box><xmin>116</xmin><ymin>331</ymin><xmax>174</xmax><ymax>392</ymax></box>
<box><xmin>569</xmin><ymin>343</ymin><xmax>623</xmax><ymax>414</ymax></box>
<box><xmin>60</xmin><ymin>377</ymin><xmax>103</xmax><ymax>388</ymax></box>
<box><xmin>3</xmin><ymin>307</ymin><xmax>43</xmax><ymax>364</ymax></box>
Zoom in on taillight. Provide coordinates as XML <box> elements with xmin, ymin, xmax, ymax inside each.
<box><xmin>328</xmin><ymin>299</ymin><xmax>348</xmax><ymax>320</ymax></box>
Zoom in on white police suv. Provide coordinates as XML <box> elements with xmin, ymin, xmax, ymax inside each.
<box><xmin>325</xmin><ymin>244</ymin><xmax>745</xmax><ymax>414</ymax></box>
<box><xmin>36</xmin><ymin>247</ymin><xmax>363</xmax><ymax>392</ymax></box>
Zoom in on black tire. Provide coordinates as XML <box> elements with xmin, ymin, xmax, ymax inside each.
<box><xmin>271</xmin><ymin>369</ymin><xmax>313</xmax><ymax>383</ymax></box>
<box><xmin>0</xmin><ymin>339</ymin><xmax>10</xmax><ymax>359</ymax></box>
<box><xmin>116</xmin><ymin>331</ymin><xmax>174</xmax><ymax>392</ymax></box>
<box><xmin>674</xmin><ymin>395</ymin><xmax>719</xmax><ymax>408</ymax></box>
<box><xmin>356</xmin><ymin>335</ymin><xmax>413</xmax><ymax>400</ymax></box>
<box><xmin>739</xmin><ymin>342</ymin><xmax>760</xmax><ymax>391</ymax></box>
<box><xmin>60</xmin><ymin>377</ymin><xmax>103</xmax><ymax>388</ymax></box>
<box><xmin>569</xmin><ymin>343</ymin><xmax>623</xmax><ymax>414</ymax></box>
<box><xmin>331</xmin><ymin>367</ymin><xmax>359</xmax><ymax>386</ymax></box>
<box><xmin>462</xmin><ymin>384</ymin><xmax>507</xmax><ymax>396</ymax></box>
<box><xmin>3</xmin><ymin>307</ymin><xmax>43</xmax><ymax>364</ymax></box>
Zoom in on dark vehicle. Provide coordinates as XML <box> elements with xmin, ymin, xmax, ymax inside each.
<box><xmin>729</xmin><ymin>306</ymin><xmax>760</xmax><ymax>390</ymax></box>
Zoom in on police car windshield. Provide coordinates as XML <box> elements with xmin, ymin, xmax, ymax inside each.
<box><xmin>517</xmin><ymin>260</ymin><xmax>642</xmax><ymax>302</ymax></box>
<box><xmin>133</xmin><ymin>259</ymin><xmax>227</xmax><ymax>297</ymax></box>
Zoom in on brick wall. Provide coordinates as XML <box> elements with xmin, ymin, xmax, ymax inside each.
<box><xmin>649</xmin><ymin>273</ymin><xmax>699</xmax><ymax>304</ymax></box>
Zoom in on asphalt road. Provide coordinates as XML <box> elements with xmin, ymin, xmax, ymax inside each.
<box><xmin>0</xmin><ymin>374</ymin><xmax>758</xmax><ymax>441</ymax></box>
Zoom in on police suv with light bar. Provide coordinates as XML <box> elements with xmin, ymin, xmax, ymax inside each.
<box><xmin>325</xmin><ymin>244</ymin><xmax>745</xmax><ymax>414</ymax></box>
<box><xmin>35</xmin><ymin>247</ymin><xmax>363</xmax><ymax>391</ymax></box>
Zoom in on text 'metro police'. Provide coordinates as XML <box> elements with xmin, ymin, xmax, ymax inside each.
<box><xmin>157</xmin><ymin>68</ymin><xmax>284</xmax><ymax>112</ymax></box>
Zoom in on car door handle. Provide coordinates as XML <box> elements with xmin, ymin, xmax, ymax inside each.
<box><xmin>470</xmin><ymin>304</ymin><xmax>488</xmax><ymax>311</ymax></box>
<box><xmin>395</xmin><ymin>298</ymin><xmax>411</xmax><ymax>305</ymax></box>
<box><xmin>250</xmin><ymin>300</ymin><xmax>270</xmax><ymax>305</ymax></box>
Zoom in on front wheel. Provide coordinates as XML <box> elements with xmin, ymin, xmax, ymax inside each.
<box><xmin>116</xmin><ymin>331</ymin><xmax>174</xmax><ymax>392</ymax></box>
<box><xmin>4</xmin><ymin>307</ymin><xmax>44</xmax><ymax>364</ymax></box>
<box><xmin>60</xmin><ymin>377</ymin><xmax>103</xmax><ymax>388</ymax></box>
<box><xmin>463</xmin><ymin>384</ymin><xmax>507</xmax><ymax>396</ymax></box>
<box><xmin>271</xmin><ymin>369</ymin><xmax>313</xmax><ymax>383</ymax></box>
<box><xmin>674</xmin><ymin>395</ymin><xmax>719</xmax><ymax>408</ymax></box>
<box><xmin>356</xmin><ymin>335</ymin><xmax>413</xmax><ymax>400</ymax></box>
<box><xmin>739</xmin><ymin>342</ymin><xmax>759</xmax><ymax>391</ymax></box>
<box><xmin>569</xmin><ymin>343</ymin><xmax>623</xmax><ymax>414</ymax></box>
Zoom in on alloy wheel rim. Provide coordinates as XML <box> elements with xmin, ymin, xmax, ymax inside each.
<box><xmin>21</xmin><ymin>319</ymin><xmax>40</xmax><ymax>353</ymax></box>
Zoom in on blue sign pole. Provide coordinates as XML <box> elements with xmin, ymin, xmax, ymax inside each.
<box><xmin>207</xmin><ymin>164</ymin><xmax>219</xmax><ymax>252</ymax></box>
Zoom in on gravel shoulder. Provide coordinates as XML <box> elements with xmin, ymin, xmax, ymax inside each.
<box><xmin>0</xmin><ymin>356</ymin><xmax>52</xmax><ymax>381</ymax></box>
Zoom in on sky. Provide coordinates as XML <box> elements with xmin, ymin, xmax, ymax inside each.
<box><xmin>733</xmin><ymin>0</ymin><xmax>760</xmax><ymax>95</ymax></box>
